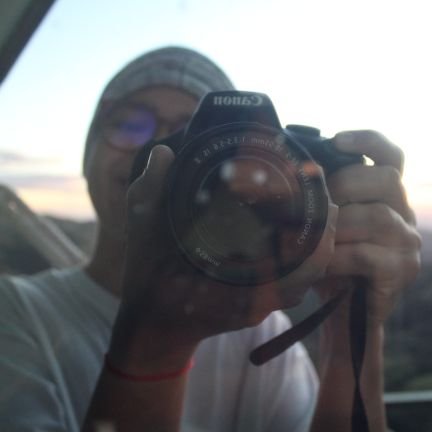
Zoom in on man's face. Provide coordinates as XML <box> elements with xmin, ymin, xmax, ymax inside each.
<box><xmin>85</xmin><ymin>85</ymin><xmax>199</xmax><ymax>238</ymax></box>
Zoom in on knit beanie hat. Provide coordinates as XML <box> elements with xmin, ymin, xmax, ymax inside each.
<box><xmin>83</xmin><ymin>46</ymin><xmax>234</xmax><ymax>176</ymax></box>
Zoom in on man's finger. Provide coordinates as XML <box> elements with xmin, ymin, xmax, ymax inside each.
<box><xmin>326</xmin><ymin>164</ymin><xmax>414</xmax><ymax>223</ymax></box>
<box><xmin>333</xmin><ymin>130</ymin><xmax>404</xmax><ymax>173</ymax></box>
<box><xmin>334</xmin><ymin>203</ymin><xmax>421</xmax><ymax>248</ymax></box>
<box><xmin>327</xmin><ymin>243</ymin><xmax>420</xmax><ymax>286</ymax></box>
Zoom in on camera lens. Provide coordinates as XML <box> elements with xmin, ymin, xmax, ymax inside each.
<box><xmin>168</xmin><ymin>124</ymin><xmax>328</xmax><ymax>285</ymax></box>
<box><xmin>193</xmin><ymin>155</ymin><xmax>299</xmax><ymax>261</ymax></box>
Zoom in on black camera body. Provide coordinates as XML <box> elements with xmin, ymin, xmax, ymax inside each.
<box><xmin>130</xmin><ymin>91</ymin><xmax>362</xmax><ymax>286</ymax></box>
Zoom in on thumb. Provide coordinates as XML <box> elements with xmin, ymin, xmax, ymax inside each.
<box><xmin>126</xmin><ymin>144</ymin><xmax>175</xmax><ymax>262</ymax></box>
<box><xmin>127</xmin><ymin>144</ymin><xmax>175</xmax><ymax>225</ymax></box>
<box><xmin>122</xmin><ymin>145</ymin><xmax>176</xmax><ymax>298</ymax></box>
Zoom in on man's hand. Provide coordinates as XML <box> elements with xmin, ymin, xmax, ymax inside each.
<box><xmin>310</xmin><ymin>130</ymin><xmax>421</xmax><ymax>432</ymax></box>
<box><xmin>318</xmin><ymin>129</ymin><xmax>421</xmax><ymax>327</ymax></box>
<box><xmin>109</xmin><ymin>144</ymin><xmax>338</xmax><ymax>373</ymax></box>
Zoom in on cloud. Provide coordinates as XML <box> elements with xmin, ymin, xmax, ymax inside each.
<box><xmin>0</xmin><ymin>174</ymin><xmax>94</xmax><ymax>220</ymax></box>
<box><xmin>0</xmin><ymin>151</ymin><xmax>26</xmax><ymax>163</ymax></box>
<box><xmin>0</xmin><ymin>151</ymin><xmax>58</xmax><ymax>166</ymax></box>
<box><xmin>0</xmin><ymin>174</ymin><xmax>84</xmax><ymax>191</ymax></box>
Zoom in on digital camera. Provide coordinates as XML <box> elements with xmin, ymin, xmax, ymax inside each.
<box><xmin>130</xmin><ymin>91</ymin><xmax>362</xmax><ymax>286</ymax></box>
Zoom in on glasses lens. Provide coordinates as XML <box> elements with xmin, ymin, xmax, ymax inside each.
<box><xmin>103</xmin><ymin>104</ymin><xmax>157</xmax><ymax>150</ymax></box>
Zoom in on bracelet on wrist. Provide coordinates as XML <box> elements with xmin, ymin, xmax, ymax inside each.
<box><xmin>104</xmin><ymin>354</ymin><xmax>195</xmax><ymax>382</ymax></box>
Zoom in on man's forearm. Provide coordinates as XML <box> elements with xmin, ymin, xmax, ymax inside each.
<box><xmin>82</xmin><ymin>308</ymin><xmax>197</xmax><ymax>432</ymax></box>
<box><xmin>310</xmin><ymin>321</ymin><xmax>387</xmax><ymax>432</ymax></box>
<box><xmin>81</xmin><ymin>367</ymin><xmax>189</xmax><ymax>432</ymax></box>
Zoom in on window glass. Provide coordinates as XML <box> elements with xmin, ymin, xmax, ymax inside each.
<box><xmin>0</xmin><ymin>0</ymin><xmax>431</xmax><ymax>430</ymax></box>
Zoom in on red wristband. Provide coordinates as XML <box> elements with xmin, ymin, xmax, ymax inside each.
<box><xmin>104</xmin><ymin>354</ymin><xmax>194</xmax><ymax>382</ymax></box>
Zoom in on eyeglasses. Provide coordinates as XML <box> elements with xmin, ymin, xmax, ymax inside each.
<box><xmin>100</xmin><ymin>101</ymin><xmax>190</xmax><ymax>151</ymax></box>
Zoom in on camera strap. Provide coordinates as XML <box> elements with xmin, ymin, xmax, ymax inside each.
<box><xmin>250</xmin><ymin>276</ymin><xmax>370</xmax><ymax>432</ymax></box>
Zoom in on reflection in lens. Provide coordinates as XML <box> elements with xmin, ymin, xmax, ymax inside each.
<box><xmin>195</xmin><ymin>189</ymin><xmax>211</xmax><ymax>205</ymax></box>
<box><xmin>220</xmin><ymin>161</ymin><xmax>236</xmax><ymax>182</ymax></box>
<box><xmin>252</xmin><ymin>169</ymin><xmax>268</xmax><ymax>185</ymax></box>
<box><xmin>193</xmin><ymin>156</ymin><xmax>300</xmax><ymax>262</ymax></box>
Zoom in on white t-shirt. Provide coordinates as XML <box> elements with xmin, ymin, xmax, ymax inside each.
<box><xmin>0</xmin><ymin>268</ymin><xmax>318</xmax><ymax>432</ymax></box>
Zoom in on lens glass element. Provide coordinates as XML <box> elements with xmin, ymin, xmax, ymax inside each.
<box><xmin>168</xmin><ymin>124</ymin><xmax>328</xmax><ymax>285</ymax></box>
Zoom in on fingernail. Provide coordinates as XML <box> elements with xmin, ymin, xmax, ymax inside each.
<box><xmin>146</xmin><ymin>145</ymin><xmax>162</xmax><ymax>172</ymax></box>
<box><xmin>146</xmin><ymin>145</ymin><xmax>173</xmax><ymax>175</ymax></box>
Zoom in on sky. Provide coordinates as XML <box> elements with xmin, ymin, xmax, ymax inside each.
<box><xmin>1</xmin><ymin>0</ymin><xmax>431</xmax><ymax>226</ymax></box>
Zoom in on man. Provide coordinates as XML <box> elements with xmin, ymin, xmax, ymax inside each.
<box><xmin>0</xmin><ymin>47</ymin><xmax>421</xmax><ymax>432</ymax></box>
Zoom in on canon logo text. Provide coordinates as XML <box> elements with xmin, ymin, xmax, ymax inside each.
<box><xmin>213</xmin><ymin>94</ymin><xmax>264</xmax><ymax>107</ymax></box>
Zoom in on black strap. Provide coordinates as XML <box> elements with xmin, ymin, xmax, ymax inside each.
<box><xmin>350</xmin><ymin>276</ymin><xmax>369</xmax><ymax>432</ymax></box>
<box><xmin>249</xmin><ymin>290</ymin><xmax>347</xmax><ymax>366</ymax></box>
<box><xmin>249</xmin><ymin>276</ymin><xmax>370</xmax><ymax>432</ymax></box>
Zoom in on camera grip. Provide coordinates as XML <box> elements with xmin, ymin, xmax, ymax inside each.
<box><xmin>285</xmin><ymin>124</ymin><xmax>364</xmax><ymax>175</ymax></box>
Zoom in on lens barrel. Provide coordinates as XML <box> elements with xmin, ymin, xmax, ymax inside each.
<box><xmin>167</xmin><ymin>123</ymin><xmax>329</xmax><ymax>285</ymax></box>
